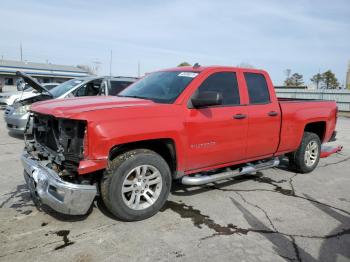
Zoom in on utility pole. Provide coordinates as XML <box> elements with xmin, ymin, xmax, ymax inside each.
<box><xmin>92</xmin><ymin>60</ymin><xmax>101</xmax><ymax>75</ymax></box>
<box><xmin>109</xmin><ymin>50</ymin><xmax>113</xmax><ymax>77</ymax></box>
<box><xmin>346</xmin><ymin>60</ymin><xmax>350</xmax><ymax>90</ymax></box>
<box><xmin>20</xmin><ymin>42</ymin><xmax>23</xmax><ymax>62</ymax></box>
<box><xmin>137</xmin><ymin>61</ymin><xmax>141</xmax><ymax>77</ymax></box>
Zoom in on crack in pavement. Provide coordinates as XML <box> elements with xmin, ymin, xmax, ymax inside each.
<box><xmin>287</xmin><ymin>173</ymin><xmax>298</xmax><ymax>196</ymax></box>
<box><xmin>290</xmin><ymin>236</ymin><xmax>302</xmax><ymax>262</ymax></box>
<box><xmin>317</xmin><ymin>156</ymin><xmax>350</xmax><ymax>168</ymax></box>
<box><xmin>231</xmin><ymin>191</ymin><xmax>300</xmax><ymax>261</ymax></box>
<box><xmin>210</xmin><ymin>173</ymin><xmax>350</xmax><ymax>216</ymax></box>
<box><xmin>230</xmin><ymin>191</ymin><xmax>350</xmax><ymax>261</ymax></box>
<box><xmin>233</xmin><ymin>192</ymin><xmax>301</xmax><ymax>262</ymax></box>
<box><xmin>279</xmin><ymin>254</ymin><xmax>298</xmax><ymax>262</ymax></box>
<box><xmin>162</xmin><ymin>199</ymin><xmax>350</xmax><ymax>261</ymax></box>
<box><xmin>234</xmin><ymin>191</ymin><xmax>277</xmax><ymax>232</ymax></box>
<box><xmin>162</xmin><ymin>200</ymin><xmax>350</xmax><ymax>240</ymax></box>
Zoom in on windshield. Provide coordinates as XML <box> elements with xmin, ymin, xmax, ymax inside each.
<box><xmin>118</xmin><ymin>71</ymin><xmax>198</xmax><ymax>103</ymax></box>
<box><xmin>49</xmin><ymin>79</ymin><xmax>84</xmax><ymax>98</ymax></box>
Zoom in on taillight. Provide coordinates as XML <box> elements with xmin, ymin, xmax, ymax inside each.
<box><xmin>83</xmin><ymin>126</ymin><xmax>89</xmax><ymax>159</ymax></box>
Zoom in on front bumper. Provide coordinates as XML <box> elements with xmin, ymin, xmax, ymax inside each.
<box><xmin>4</xmin><ymin>108</ymin><xmax>29</xmax><ymax>133</ymax></box>
<box><xmin>0</xmin><ymin>98</ymin><xmax>11</xmax><ymax>109</ymax></box>
<box><xmin>21</xmin><ymin>152</ymin><xmax>97</xmax><ymax>215</ymax></box>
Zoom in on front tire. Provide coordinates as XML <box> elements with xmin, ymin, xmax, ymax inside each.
<box><xmin>288</xmin><ymin>132</ymin><xmax>321</xmax><ymax>173</ymax></box>
<box><xmin>101</xmin><ymin>149</ymin><xmax>171</xmax><ymax>221</ymax></box>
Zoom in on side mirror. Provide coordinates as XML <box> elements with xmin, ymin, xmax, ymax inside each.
<box><xmin>191</xmin><ymin>91</ymin><xmax>222</xmax><ymax>108</ymax></box>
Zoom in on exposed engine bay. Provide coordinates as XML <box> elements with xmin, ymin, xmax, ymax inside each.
<box><xmin>25</xmin><ymin>113</ymin><xmax>87</xmax><ymax>181</ymax></box>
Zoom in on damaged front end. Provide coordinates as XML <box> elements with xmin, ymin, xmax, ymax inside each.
<box><xmin>21</xmin><ymin>113</ymin><xmax>97</xmax><ymax>215</ymax></box>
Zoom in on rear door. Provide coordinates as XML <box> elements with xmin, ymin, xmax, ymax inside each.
<box><xmin>184</xmin><ymin>71</ymin><xmax>248</xmax><ymax>171</ymax></box>
<box><xmin>243</xmin><ymin>72</ymin><xmax>281</xmax><ymax>158</ymax></box>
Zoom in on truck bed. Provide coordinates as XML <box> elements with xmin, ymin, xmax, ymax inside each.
<box><xmin>278</xmin><ymin>97</ymin><xmax>332</xmax><ymax>103</ymax></box>
<box><xmin>276</xmin><ymin>97</ymin><xmax>337</xmax><ymax>154</ymax></box>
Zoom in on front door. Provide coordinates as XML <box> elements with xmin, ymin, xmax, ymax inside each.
<box><xmin>184</xmin><ymin>71</ymin><xmax>248</xmax><ymax>171</ymax></box>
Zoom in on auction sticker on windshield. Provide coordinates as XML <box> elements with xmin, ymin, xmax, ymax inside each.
<box><xmin>178</xmin><ymin>72</ymin><xmax>198</xmax><ymax>78</ymax></box>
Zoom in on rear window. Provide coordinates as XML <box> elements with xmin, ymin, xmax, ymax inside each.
<box><xmin>244</xmin><ymin>73</ymin><xmax>270</xmax><ymax>104</ymax></box>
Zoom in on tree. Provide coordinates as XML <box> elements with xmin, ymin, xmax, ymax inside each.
<box><xmin>284</xmin><ymin>69</ymin><xmax>291</xmax><ymax>79</ymax></box>
<box><xmin>177</xmin><ymin>62</ymin><xmax>191</xmax><ymax>67</ymax></box>
<box><xmin>321</xmin><ymin>70</ymin><xmax>339</xmax><ymax>89</ymax></box>
<box><xmin>284</xmin><ymin>73</ymin><xmax>304</xmax><ymax>87</ymax></box>
<box><xmin>310</xmin><ymin>73</ymin><xmax>323</xmax><ymax>89</ymax></box>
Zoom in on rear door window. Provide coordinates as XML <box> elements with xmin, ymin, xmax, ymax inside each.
<box><xmin>244</xmin><ymin>73</ymin><xmax>270</xmax><ymax>104</ymax></box>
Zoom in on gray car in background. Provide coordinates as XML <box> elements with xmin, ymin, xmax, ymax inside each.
<box><xmin>4</xmin><ymin>72</ymin><xmax>138</xmax><ymax>134</ymax></box>
<box><xmin>0</xmin><ymin>83</ymin><xmax>60</xmax><ymax>108</ymax></box>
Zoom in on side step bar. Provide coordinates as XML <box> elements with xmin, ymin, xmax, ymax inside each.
<box><xmin>181</xmin><ymin>158</ymin><xmax>280</xmax><ymax>186</ymax></box>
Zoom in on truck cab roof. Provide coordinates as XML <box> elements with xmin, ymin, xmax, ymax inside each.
<box><xmin>162</xmin><ymin>65</ymin><xmax>267</xmax><ymax>74</ymax></box>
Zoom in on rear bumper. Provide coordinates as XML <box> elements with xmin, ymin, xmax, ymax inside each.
<box><xmin>21</xmin><ymin>152</ymin><xmax>97</xmax><ymax>215</ymax></box>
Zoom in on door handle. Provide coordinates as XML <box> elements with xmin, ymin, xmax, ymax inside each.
<box><xmin>268</xmin><ymin>111</ymin><xmax>278</xmax><ymax>117</ymax></box>
<box><xmin>233</xmin><ymin>113</ymin><xmax>247</xmax><ymax>119</ymax></box>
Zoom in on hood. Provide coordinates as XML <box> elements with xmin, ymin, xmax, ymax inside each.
<box><xmin>0</xmin><ymin>91</ymin><xmax>38</xmax><ymax>106</ymax></box>
<box><xmin>0</xmin><ymin>91</ymin><xmax>29</xmax><ymax>97</ymax></box>
<box><xmin>16</xmin><ymin>71</ymin><xmax>53</xmax><ymax>97</ymax></box>
<box><xmin>30</xmin><ymin>96</ymin><xmax>155</xmax><ymax>118</ymax></box>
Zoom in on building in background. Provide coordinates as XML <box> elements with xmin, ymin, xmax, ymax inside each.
<box><xmin>346</xmin><ymin>61</ymin><xmax>350</xmax><ymax>90</ymax></box>
<box><xmin>275</xmin><ymin>85</ymin><xmax>307</xmax><ymax>89</ymax></box>
<box><xmin>0</xmin><ymin>59</ymin><xmax>90</xmax><ymax>91</ymax></box>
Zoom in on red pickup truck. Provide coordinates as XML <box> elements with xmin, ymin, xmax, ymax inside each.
<box><xmin>22</xmin><ymin>65</ymin><xmax>338</xmax><ymax>221</ymax></box>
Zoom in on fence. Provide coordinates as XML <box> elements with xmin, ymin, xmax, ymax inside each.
<box><xmin>275</xmin><ymin>89</ymin><xmax>350</xmax><ymax>111</ymax></box>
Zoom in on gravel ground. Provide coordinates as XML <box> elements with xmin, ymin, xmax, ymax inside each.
<box><xmin>0</xmin><ymin>114</ymin><xmax>349</xmax><ymax>262</ymax></box>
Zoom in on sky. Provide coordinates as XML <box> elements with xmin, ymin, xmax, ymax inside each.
<box><xmin>0</xmin><ymin>0</ymin><xmax>349</xmax><ymax>85</ymax></box>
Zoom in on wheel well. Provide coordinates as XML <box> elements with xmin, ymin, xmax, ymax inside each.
<box><xmin>109</xmin><ymin>139</ymin><xmax>177</xmax><ymax>175</ymax></box>
<box><xmin>304</xmin><ymin>121</ymin><xmax>326</xmax><ymax>142</ymax></box>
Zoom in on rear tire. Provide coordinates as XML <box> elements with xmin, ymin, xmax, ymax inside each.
<box><xmin>288</xmin><ymin>132</ymin><xmax>321</xmax><ymax>173</ymax></box>
<box><xmin>101</xmin><ymin>149</ymin><xmax>171</xmax><ymax>221</ymax></box>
